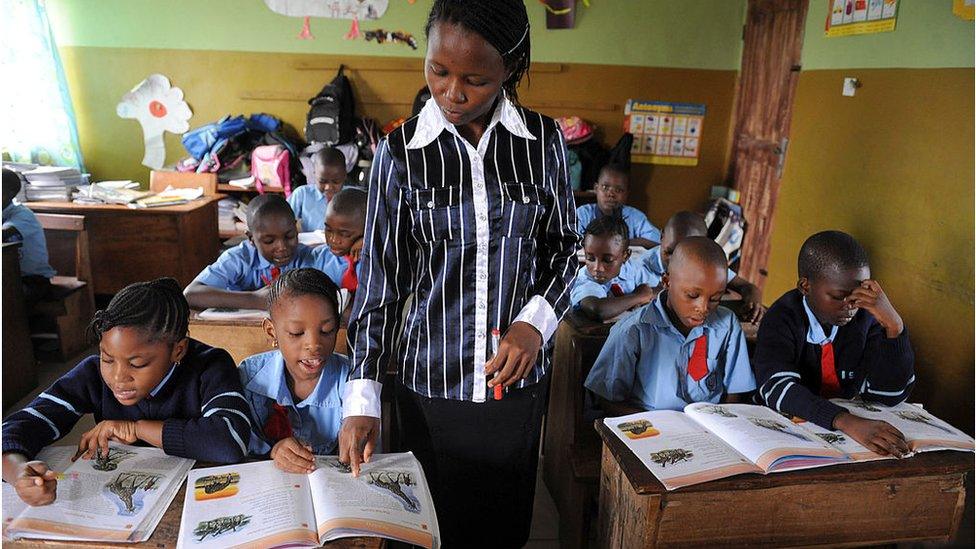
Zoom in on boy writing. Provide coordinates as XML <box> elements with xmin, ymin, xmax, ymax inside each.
<box><xmin>289</xmin><ymin>148</ymin><xmax>347</xmax><ymax>233</ymax></box>
<box><xmin>585</xmin><ymin>237</ymin><xmax>755</xmax><ymax>416</ymax></box>
<box><xmin>754</xmin><ymin>231</ymin><xmax>914</xmax><ymax>457</ymax></box>
<box><xmin>576</xmin><ymin>164</ymin><xmax>659</xmax><ymax>248</ymax></box>
<box><xmin>571</xmin><ymin>216</ymin><xmax>655</xmax><ymax>321</ymax></box>
<box><xmin>644</xmin><ymin>211</ymin><xmax>764</xmax><ymax>323</ymax></box>
<box><xmin>184</xmin><ymin>194</ymin><xmax>344</xmax><ymax>310</ymax></box>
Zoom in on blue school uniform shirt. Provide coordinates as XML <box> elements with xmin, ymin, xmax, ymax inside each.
<box><xmin>570</xmin><ymin>256</ymin><xmax>655</xmax><ymax>307</ymax></box>
<box><xmin>288</xmin><ymin>184</ymin><xmax>328</xmax><ymax>233</ymax></box>
<box><xmin>641</xmin><ymin>245</ymin><xmax>737</xmax><ymax>288</ymax></box>
<box><xmin>576</xmin><ymin>203</ymin><xmax>660</xmax><ymax>244</ymax></box>
<box><xmin>584</xmin><ymin>293</ymin><xmax>755</xmax><ymax>411</ymax></box>
<box><xmin>2</xmin><ymin>202</ymin><xmax>56</xmax><ymax>278</ymax></box>
<box><xmin>239</xmin><ymin>350</ymin><xmax>350</xmax><ymax>456</ymax></box>
<box><xmin>192</xmin><ymin>241</ymin><xmax>345</xmax><ymax>290</ymax></box>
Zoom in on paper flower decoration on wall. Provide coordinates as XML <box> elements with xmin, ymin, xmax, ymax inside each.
<box><xmin>116</xmin><ymin>74</ymin><xmax>192</xmax><ymax>169</ymax></box>
<box><xmin>264</xmin><ymin>0</ymin><xmax>388</xmax><ymax>39</ymax></box>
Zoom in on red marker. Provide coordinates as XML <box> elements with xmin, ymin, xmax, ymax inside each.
<box><xmin>491</xmin><ymin>328</ymin><xmax>503</xmax><ymax>400</ymax></box>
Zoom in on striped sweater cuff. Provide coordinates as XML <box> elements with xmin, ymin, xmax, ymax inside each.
<box><xmin>811</xmin><ymin>400</ymin><xmax>847</xmax><ymax>431</ymax></box>
<box><xmin>161</xmin><ymin>419</ymin><xmax>187</xmax><ymax>458</ymax></box>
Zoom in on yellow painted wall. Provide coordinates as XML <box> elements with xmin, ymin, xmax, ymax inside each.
<box><xmin>765</xmin><ymin>68</ymin><xmax>975</xmax><ymax>432</ymax></box>
<box><xmin>59</xmin><ymin>46</ymin><xmax>737</xmax><ymax>227</ymax></box>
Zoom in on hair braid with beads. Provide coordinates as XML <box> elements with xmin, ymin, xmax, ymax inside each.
<box><xmin>87</xmin><ymin>278</ymin><xmax>190</xmax><ymax>344</ymax></box>
<box><xmin>425</xmin><ymin>0</ymin><xmax>531</xmax><ymax>104</ymax></box>
<box><xmin>267</xmin><ymin>268</ymin><xmax>340</xmax><ymax>316</ymax></box>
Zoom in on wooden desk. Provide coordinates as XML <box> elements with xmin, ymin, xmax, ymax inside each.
<box><xmin>189</xmin><ymin>312</ymin><xmax>349</xmax><ymax>365</ymax></box>
<box><xmin>2</xmin><ymin>242</ymin><xmax>38</xmax><ymax>408</ymax></box>
<box><xmin>5</xmin><ymin>482</ymin><xmax>384</xmax><ymax>549</ymax></box>
<box><xmin>595</xmin><ymin>419</ymin><xmax>973</xmax><ymax>548</ymax></box>
<box><xmin>27</xmin><ymin>197</ymin><xmax>221</xmax><ymax>295</ymax></box>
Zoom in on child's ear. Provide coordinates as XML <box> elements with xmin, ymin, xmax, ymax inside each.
<box><xmin>622</xmin><ymin>247</ymin><xmax>632</xmax><ymax>262</ymax></box>
<box><xmin>263</xmin><ymin>317</ymin><xmax>277</xmax><ymax>346</ymax></box>
<box><xmin>170</xmin><ymin>337</ymin><xmax>189</xmax><ymax>363</ymax></box>
<box><xmin>797</xmin><ymin>277</ymin><xmax>810</xmax><ymax>295</ymax></box>
<box><xmin>662</xmin><ymin>273</ymin><xmax>670</xmax><ymax>289</ymax></box>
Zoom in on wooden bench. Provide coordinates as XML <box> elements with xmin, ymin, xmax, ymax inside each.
<box><xmin>542</xmin><ymin>310</ymin><xmax>613</xmax><ymax>549</ymax></box>
<box><xmin>31</xmin><ymin>213</ymin><xmax>95</xmax><ymax>359</ymax></box>
<box><xmin>3</xmin><ymin>242</ymin><xmax>38</xmax><ymax>408</ymax></box>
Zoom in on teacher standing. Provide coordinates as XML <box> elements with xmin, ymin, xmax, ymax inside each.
<box><xmin>338</xmin><ymin>1</ymin><xmax>579</xmax><ymax>547</ymax></box>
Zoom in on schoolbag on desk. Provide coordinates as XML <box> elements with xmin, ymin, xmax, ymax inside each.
<box><xmin>251</xmin><ymin>145</ymin><xmax>291</xmax><ymax>196</ymax></box>
<box><xmin>305</xmin><ymin>65</ymin><xmax>356</xmax><ymax>146</ymax></box>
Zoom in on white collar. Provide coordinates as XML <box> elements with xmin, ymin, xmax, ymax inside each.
<box><xmin>406</xmin><ymin>95</ymin><xmax>536</xmax><ymax>150</ymax></box>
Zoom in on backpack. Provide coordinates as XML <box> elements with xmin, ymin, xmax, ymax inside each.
<box><xmin>251</xmin><ymin>145</ymin><xmax>292</xmax><ymax>196</ymax></box>
<box><xmin>305</xmin><ymin>65</ymin><xmax>356</xmax><ymax>145</ymax></box>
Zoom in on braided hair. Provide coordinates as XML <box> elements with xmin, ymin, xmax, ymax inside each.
<box><xmin>88</xmin><ymin>278</ymin><xmax>189</xmax><ymax>344</ymax></box>
<box><xmin>425</xmin><ymin>0</ymin><xmax>531</xmax><ymax>104</ymax></box>
<box><xmin>267</xmin><ymin>268</ymin><xmax>340</xmax><ymax>317</ymax></box>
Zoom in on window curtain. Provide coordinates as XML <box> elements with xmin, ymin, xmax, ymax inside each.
<box><xmin>0</xmin><ymin>0</ymin><xmax>84</xmax><ymax>170</ymax></box>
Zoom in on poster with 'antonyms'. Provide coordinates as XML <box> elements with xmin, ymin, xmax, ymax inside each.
<box><xmin>624</xmin><ymin>100</ymin><xmax>706</xmax><ymax>167</ymax></box>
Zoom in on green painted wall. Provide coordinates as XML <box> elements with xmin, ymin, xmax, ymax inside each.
<box><xmin>766</xmin><ymin>2</ymin><xmax>975</xmax><ymax>431</ymax></box>
<box><xmin>802</xmin><ymin>0</ymin><xmax>974</xmax><ymax>69</ymax></box>
<box><xmin>47</xmin><ymin>0</ymin><xmax>746</xmax><ymax>70</ymax></box>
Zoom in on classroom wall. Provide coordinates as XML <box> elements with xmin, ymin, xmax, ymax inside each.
<box><xmin>48</xmin><ymin>0</ymin><xmax>746</xmax><ymax>227</ymax></box>
<box><xmin>765</xmin><ymin>1</ymin><xmax>975</xmax><ymax>431</ymax></box>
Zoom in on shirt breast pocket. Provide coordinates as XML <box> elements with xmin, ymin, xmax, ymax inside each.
<box><xmin>501</xmin><ymin>182</ymin><xmax>546</xmax><ymax>238</ymax></box>
<box><xmin>408</xmin><ymin>186</ymin><xmax>462</xmax><ymax>243</ymax></box>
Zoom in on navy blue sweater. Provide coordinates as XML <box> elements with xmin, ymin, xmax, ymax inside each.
<box><xmin>753</xmin><ymin>289</ymin><xmax>915</xmax><ymax>429</ymax></box>
<box><xmin>2</xmin><ymin>339</ymin><xmax>250</xmax><ymax>464</ymax></box>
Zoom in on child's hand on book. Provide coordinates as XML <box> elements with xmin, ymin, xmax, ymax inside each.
<box><xmin>848</xmin><ymin>280</ymin><xmax>903</xmax><ymax>338</ymax></box>
<box><xmin>74</xmin><ymin>420</ymin><xmax>138</xmax><ymax>461</ymax></box>
<box><xmin>270</xmin><ymin>437</ymin><xmax>316</xmax><ymax>474</ymax></box>
<box><xmin>834</xmin><ymin>412</ymin><xmax>909</xmax><ymax>457</ymax></box>
<box><xmin>12</xmin><ymin>459</ymin><xmax>58</xmax><ymax>506</ymax></box>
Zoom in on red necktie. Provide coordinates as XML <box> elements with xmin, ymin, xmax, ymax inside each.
<box><xmin>263</xmin><ymin>402</ymin><xmax>293</xmax><ymax>442</ymax></box>
<box><xmin>820</xmin><ymin>341</ymin><xmax>841</xmax><ymax>397</ymax></box>
<box><xmin>610</xmin><ymin>283</ymin><xmax>624</xmax><ymax>297</ymax></box>
<box><xmin>262</xmin><ymin>266</ymin><xmax>281</xmax><ymax>286</ymax></box>
<box><xmin>687</xmin><ymin>335</ymin><xmax>708</xmax><ymax>382</ymax></box>
<box><xmin>340</xmin><ymin>256</ymin><xmax>358</xmax><ymax>292</ymax></box>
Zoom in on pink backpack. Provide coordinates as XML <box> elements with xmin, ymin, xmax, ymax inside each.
<box><xmin>251</xmin><ymin>145</ymin><xmax>292</xmax><ymax>197</ymax></box>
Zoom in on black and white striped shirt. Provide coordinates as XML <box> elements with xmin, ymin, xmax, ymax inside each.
<box><xmin>343</xmin><ymin>97</ymin><xmax>579</xmax><ymax>414</ymax></box>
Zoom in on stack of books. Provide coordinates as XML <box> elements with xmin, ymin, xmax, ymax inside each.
<box><xmin>22</xmin><ymin>166</ymin><xmax>88</xmax><ymax>201</ymax></box>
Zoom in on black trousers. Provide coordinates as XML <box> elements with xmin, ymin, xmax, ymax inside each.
<box><xmin>395</xmin><ymin>375</ymin><xmax>549</xmax><ymax>549</ymax></box>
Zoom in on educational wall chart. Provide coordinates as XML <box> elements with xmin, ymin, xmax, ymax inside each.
<box><xmin>116</xmin><ymin>74</ymin><xmax>192</xmax><ymax>170</ymax></box>
<box><xmin>825</xmin><ymin>0</ymin><xmax>899</xmax><ymax>37</ymax></box>
<box><xmin>623</xmin><ymin>100</ymin><xmax>706</xmax><ymax>167</ymax></box>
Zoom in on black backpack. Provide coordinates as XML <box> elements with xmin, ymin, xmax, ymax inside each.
<box><xmin>305</xmin><ymin>65</ymin><xmax>356</xmax><ymax>145</ymax></box>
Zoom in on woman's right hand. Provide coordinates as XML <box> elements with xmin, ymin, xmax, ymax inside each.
<box><xmin>13</xmin><ymin>459</ymin><xmax>58</xmax><ymax>506</ymax></box>
<box><xmin>338</xmin><ymin>416</ymin><xmax>380</xmax><ymax>477</ymax></box>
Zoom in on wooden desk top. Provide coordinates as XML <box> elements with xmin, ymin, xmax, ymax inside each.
<box><xmin>189</xmin><ymin>310</ymin><xmax>266</xmax><ymax>327</ymax></box>
<box><xmin>595</xmin><ymin>418</ymin><xmax>974</xmax><ymax>496</ymax></box>
<box><xmin>25</xmin><ymin>195</ymin><xmax>223</xmax><ymax>215</ymax></box>
<box><xmin>5</xmin><ymin>483</ymin><xmax>384</xmax><ymax>549</ymax></box>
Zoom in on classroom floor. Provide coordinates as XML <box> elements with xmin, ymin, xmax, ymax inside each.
<box><xmin>3</xmin><ymin>349</ymin><xmax>971</xmax><ymax>549</ymax></box>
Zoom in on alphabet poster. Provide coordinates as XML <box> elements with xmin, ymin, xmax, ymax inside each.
<box><xmin>825</xmin><ymin>0</ymin><xmax>899</xmax><ymax>37</ymax></box>
<box><xmin>623</xmin><ymin>100</ymin><xmax>706</xmax><ymax>167</ymax></box>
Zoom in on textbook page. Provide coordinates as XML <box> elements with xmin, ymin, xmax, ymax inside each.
<box><xmin>603</xmin><ymin>411</ymin><xmax>760</xmax><ymax>491</ymax></box>
<box><xmin>8</xmin><ymin>443</ymin><xmax>192</xmax><ymax>543</ymax></box>
<box><xmin>2</xmin><ymin>446</ymin><xmax>75</xmax><ymax>540</ymax></box>
<box><xmin>684</xmin><ymin>403</ymin><xmax>848</xmax><ymax>472</ymax></box>
<box><xmin>177</xmin><ymin>461</ymin><xmax>318</xmax><ymax>549</ymax></box>
<box><xmin>308</xmin><ymin>453</ymin><xmax>440</xmax><ymax>548</ymax></box>
<box><xmin>832</xmin><ymin>400</ymin><xmax>975</xmax><ymax>453</ymax></box>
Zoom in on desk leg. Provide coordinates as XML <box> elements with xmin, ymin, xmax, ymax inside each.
<box><xmin>598</xmin><ymin>443</ymin><xmax>661</xmax><ymax>548</ymax></box>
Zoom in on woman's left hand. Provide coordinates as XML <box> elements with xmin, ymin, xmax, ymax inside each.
<box><xmin>485</xmin><ymin>321</ymin><xmax>542</xmax><ymax>388</ymax></box>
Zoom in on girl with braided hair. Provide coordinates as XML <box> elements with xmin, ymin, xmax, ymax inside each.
<box><xmin>339</xmin><ymin>1</ymin><xmax>579</xmax><ymax>545</ymax></box>
<box><xmin>2</xmin><ymin>278</ymin><xmax>251</xmax><ymax>506</ymax></box>
<box><xmin>238</xmin><ymin>268</ymin><xmax>350</xmax><ymax>472</ymax></box>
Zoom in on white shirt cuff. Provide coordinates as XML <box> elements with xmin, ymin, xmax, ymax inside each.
<box><xmin>513</xmin><ymin>295</ymin><xmax>559</xmax><ymax>344</ymax></box>
<box><xmin>341</xmin><ymin>379</ymin><xmax>383</xmax><ymax>419</ymax></box>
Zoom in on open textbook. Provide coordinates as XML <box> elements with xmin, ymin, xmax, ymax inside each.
<box><xmin>177</xmin><ymin>452</ymin><xmax>439</xmax><ymax>549</ymax></box>
<box><xmin>3</xmin><ymin>443</ymin><xmax>193</xmax><ymax>542</ymax></box>
<box><xmin>605</xmin><ymin>400</ymin><xmax>974</xmax><ymax>491</ymax></box>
